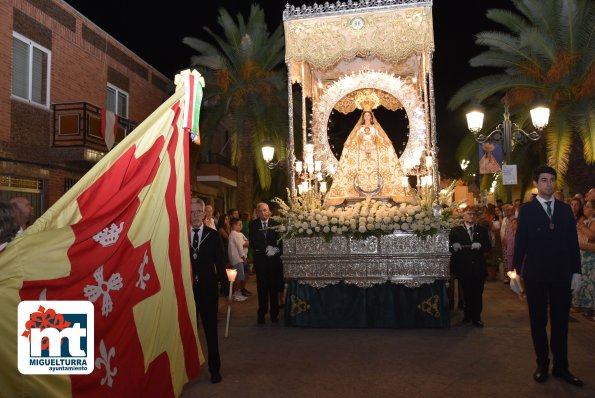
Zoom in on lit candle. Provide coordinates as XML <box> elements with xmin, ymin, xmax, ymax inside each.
<box><xmin>305</xmin><ymin>143</ymin><xmax>314</xmax><ymax>155</ymax></box>
<box><xmin>401</xmin><ymin>176</ymin><xmax>409</xmax><ymax>188</ymax></box>
<box><xmin>225</xmin><ymin>268</ymin><xmax>238</xmax><ymax>282</ymax></box>
<box><xmin>320</xmin><ymin>181</ymin><xmax>327</xmax><ymax>193</ymax></box>
<box><xmin>295</xmin><ymin>161</ymin><xmax>303</xmax><ymax>173</ymax></box>
<box><xmin>425</xmin><ymin>156</ymin><xmax>433</xmax><ymax>168</ymax></box>
<box><xmin>314</xmin><ymin>160</ymin><xmax>322</xmax><ymax>172</ymax></box>
<box><xmin>316</xmin><ymin>172</ymin><xmax>323</xmax><ymax>181</ymax></box>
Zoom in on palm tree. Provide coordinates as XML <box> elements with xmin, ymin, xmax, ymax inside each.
<box><xmin>183</xmin><ymin>5</ymin><xmax>287</xmax><ymax>213</ymax></box>
<box><xmin>449</xmin><ymin>0</ymin><xmax>594</xmax><ymax>191</ymax></box>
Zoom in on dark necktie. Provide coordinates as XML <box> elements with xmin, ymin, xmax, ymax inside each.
<box><xmin>468</xmin><ymin>226</ymin><xmax>473</xmax><ymax>241</ymax></box>
<box><xmin>192</xmin><ymin>228</ymin><xmax>200</xmax><ymax>249</ymax></box>
<box><xmin>263</xmin><ymin>221</ymin><xmax>268</xmax><ymax>238</ymax></box>
<box><xmin>545</xmin><ymin>201</ymin><xmax>552</xmax><ymax>218</ymax></box>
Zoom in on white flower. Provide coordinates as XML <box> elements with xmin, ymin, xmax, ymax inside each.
<box><xmin>366</xmin><ymin>223</ymin><xmax>374</xmax><ymax>230</ymax></box>
<box><xmin>278</xmin><ymin>225</ymin><xmax>286</xmax><ymax>232</ymax></box>
<box><xmin>331</xmin><ymin>226</ymin><xmax>337</xmax><ymax>233</ymax></box>
<box><xmin>314</xmin><ymin>226</ymin><xmax>320</xmax><ymax>232</ymax></box>
<box><xmin>310</xmin><ymin>220</ymin><xmax>318</xmax><ymax>227</ymax></box>
<box><xmin>298</xmin><ymin>228</ymin><xmax>304</xmax><ymax>233</ymax></box>
<box><xmin>406</xmin><ymin>216</ymin><xmax>413</xmax><ymax>223</ymax></box>
<box><xmin>341</xmin><ymin>226</ymin><xmax>348</xmax><ymax>232</ymax></box>
<box><xmin>323</xmin><ymin>226</ymin><xmax>330</xmax><ymax>233</ymax></box>
<box><xmin>306</xmin><ymin>229</ymin><xmax>313</xmax><ymax>235</ymax></box>
<box><xmin>358</xmin><ymin>225</ymin><xmax>367</xmax><ymax>233</ymax></box>
<box><xmin>367</xmin><ymin>216</ymin><xmax>374</xmax><ymax>223</ymax></box>
<box><xmin>401</xmin><ymin>223</ymin><xmax>409</xmax><ymax>230</ymax></box>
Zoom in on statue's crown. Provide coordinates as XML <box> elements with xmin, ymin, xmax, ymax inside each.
<box><xmin>354</xmin><ymin>90</ymin><xmax>380</xmax><ymax>111</ymax></box>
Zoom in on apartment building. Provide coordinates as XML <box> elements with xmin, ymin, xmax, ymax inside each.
<box><xmin>0</xmin><ymin>0</ymin><xmax>171</xmax><ymax>216</ymax></box>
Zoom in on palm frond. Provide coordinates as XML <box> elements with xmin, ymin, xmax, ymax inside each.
<box><xmin>572</xmin><ymin>102</ymin><xmax>595</xmax><ymax>163</ymax></box>
<box><xmin>486</xmin><ymin>9</ymin><xmax>530</xmax><ymax>34</ymax></box>
<box><xmin>448</xmin><ymin>74</ymin><xmax>540</xmax><ymax>109</ymax></box>
<box><xmin>545</xmin><ymin>115</ymin><xmax>574</xmax><ymax>177</ymax></box>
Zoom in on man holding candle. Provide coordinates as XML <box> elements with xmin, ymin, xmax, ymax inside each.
<box><xmin>190</xmin><ymin>197</ymin><xmax>229</xmax><ymax>384</ymax></box>
<box><xmin>513</xmin><ymin>165</ymin><xmax>583</xmax><ymax>386</ymax></box>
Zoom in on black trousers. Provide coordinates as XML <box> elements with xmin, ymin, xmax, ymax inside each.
<box><xmin>459</xmin><ymin>273</ymin><xmax>484</xmax><ymax>322</ymax></box>
<box><xmin>254</xmin><ymin>253</ymin><xmax>281</xmax><ymax>320</ymax></box>
<box><xmin>524</xmin><ymin>279</ymin><xmax>571</xmax><ymax>369</ymax></box>
<box><xmin>193</xmin><ymin>282</ymin><xmax>220</xmax><ymax>374</ymax></box>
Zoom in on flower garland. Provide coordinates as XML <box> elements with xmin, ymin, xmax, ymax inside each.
<box><xmin>272</xmin><ymin>182</ymin><xmax>462</xmax><ymax>241</ymax></box>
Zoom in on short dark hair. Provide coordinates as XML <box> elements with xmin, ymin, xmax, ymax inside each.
<box><xmin>532</xmin><ymin>165</ymin><xmax>557</xmax><ymax>182</ymax></box>
<box><xmin>230</xmin><ymin>217</ymin><xmax>241</xmax><ymax>228</ymax></box>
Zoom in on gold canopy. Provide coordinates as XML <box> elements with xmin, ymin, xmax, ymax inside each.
<box><xmin>284</xmin><ymin>3</ymin><xmax>434</xmax><ymax>96</ymax></box>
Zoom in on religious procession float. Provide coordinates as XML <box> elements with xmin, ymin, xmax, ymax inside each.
<box><xmin>275</xmin><ymin>0</ymin><xmax>459</xmax><ymax>328</ymax></box>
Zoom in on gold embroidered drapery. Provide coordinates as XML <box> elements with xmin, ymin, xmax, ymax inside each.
<box><xmin>284</xmin><ymin>7</ymin><xmax>434</xmax><ymax>77</ymax></box>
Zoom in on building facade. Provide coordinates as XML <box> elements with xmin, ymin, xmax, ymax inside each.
<box><xmin>0</xmin><ymin>0</ymin><xmax>171</xmax><ymax>216</ymax></box>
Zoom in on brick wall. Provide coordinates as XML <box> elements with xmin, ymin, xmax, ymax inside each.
<box><xmin>1</xmin><ymin>0</ymin><xmax>172</xmax><ymax>208</ymax></box>
<box><xmin>0</xmin><ymin>1</ymin><xmax>12</xmax><ymax>143</ymax></box>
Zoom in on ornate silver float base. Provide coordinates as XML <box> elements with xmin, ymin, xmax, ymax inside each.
<box><xmin>282</xmin><ymin>233</ymin><xmax>450</xmax><ymax>288</ymax></box>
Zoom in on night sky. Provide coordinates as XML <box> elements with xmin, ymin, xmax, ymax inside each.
<box><xmin>63</xmin><ymin>0</ymin><xmax>513</xmax><ymax>176</ymax></box>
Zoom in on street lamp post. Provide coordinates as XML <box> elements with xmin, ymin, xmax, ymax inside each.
<box><xmin>466</xmin><ymin>99</ymin><xmax>550</xmax><ymax>203</ymax></box>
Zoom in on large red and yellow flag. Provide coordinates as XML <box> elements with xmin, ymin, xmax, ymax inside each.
<box><xmin>0</xmin><ymin>70</ymin><xmax>205</xmax><ymax>397</ymax></box>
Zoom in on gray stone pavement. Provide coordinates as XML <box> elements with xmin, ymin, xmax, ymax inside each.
<box><xmin>182</xmin><ymin>276</ymin><xmax>595</xmax><ymax>398</ymax></box>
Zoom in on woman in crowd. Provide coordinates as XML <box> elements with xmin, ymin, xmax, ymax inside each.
<box><xmin>574</xmin><ymin>199</ymin><xmax>595</xmax><ymax>320</ymax></box>
<box><xmin>570</xmin><ymin>197</ymin><xmax>584</xmax><ymax>224</ymax></box>
<box><xmin>217</xmin><ymin>213</ymin><xmax>231</xmax><ymax>259</ymax></box>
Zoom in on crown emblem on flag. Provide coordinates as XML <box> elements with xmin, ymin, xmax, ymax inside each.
<box><xmin>93</xmin><ymin>222</ymin><xmax>124</xmax><ymax>247</ymax></box>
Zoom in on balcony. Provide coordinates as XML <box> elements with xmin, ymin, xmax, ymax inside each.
<box><xmin>51</xmin><ymin>102</ymin><xmax>138</xmax><ymax>166</ymax></box>
<box><xmin>196</xmin><ymin>152</ymin><xmax>238</xmax><ymax>188</ymax></box>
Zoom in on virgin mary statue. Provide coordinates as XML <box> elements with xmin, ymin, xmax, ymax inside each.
<box><xmin>324</xmin><ymin>110</ymin><xmax>408</xmax><ymax>206</ymax></box>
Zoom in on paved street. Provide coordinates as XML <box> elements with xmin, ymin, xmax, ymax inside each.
<box><xmin>182</xmin><ymin>277</ymin><xmax>595</xmax><ymax>398</ymax></box>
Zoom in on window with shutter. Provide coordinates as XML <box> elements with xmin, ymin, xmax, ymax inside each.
<box><xmin>11</xmin><ymin>32</ymin><xmax>51</xmax><ymax>107</ymax></box>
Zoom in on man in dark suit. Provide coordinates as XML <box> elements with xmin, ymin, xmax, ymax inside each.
<box><xmin>449</xmin><ymin>206</ymin><xmax>492</xmax><ymax>327</ymax></box>
<box><xmin>249</xmin><ymin>202</ymin><xmax>283</xmax><ymax>324</ymax></box>
<box><xmin>513</xmin><ymin>165</ymin><xmax>583</xmax><ymax>386</ymax></box>
<box><xmin>190</xmin><ymin>198</ymin><xmax>228</xmax><ymax>384</ymax></box>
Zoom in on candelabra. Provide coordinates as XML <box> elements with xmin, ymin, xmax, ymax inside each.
<box><xmin>294</xmin><ymin>143</ymin><xmax>334</xmax><ymax>196</ymax></box>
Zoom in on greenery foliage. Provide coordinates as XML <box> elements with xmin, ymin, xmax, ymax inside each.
<box><xmin>449</xmin><ymin>0</ymin><xmax>594</xmax><ymax>185</ymax></box>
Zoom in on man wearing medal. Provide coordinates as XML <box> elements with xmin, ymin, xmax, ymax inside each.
<box><xmin>513</xmin><ymin>165</ymin><xmax>583</xmax><ymax>387</ymax></box>
<box><xmin>190</xmin><ymin>197</ymin><xmax>229</xmax><ymax>384</ymax></box>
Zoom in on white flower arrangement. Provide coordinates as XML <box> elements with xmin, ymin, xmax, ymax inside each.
<box><xmin>272</xmin><ymin>181</ymin><xmax>462</xmax><ymax>241</ymax></box>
